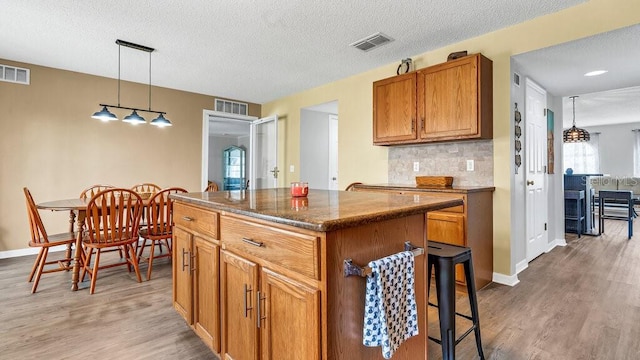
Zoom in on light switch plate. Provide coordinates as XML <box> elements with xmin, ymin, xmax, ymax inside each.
<box><xmin>466</xmin><ymin>160</ymin><xmax>474</xmax><ymax>171</ymax></box>
<box><xmin>289</xmin><ymin>165</ymin><xmax>295</xmax><ymax>172</ymax></box>
<box><xmin>413</xmin><ymin>162</ymin><xmax>419</xmax><ymax>172</ymax></box>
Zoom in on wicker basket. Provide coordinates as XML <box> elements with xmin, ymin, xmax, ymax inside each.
<box><xmin>415</xmin><ymin>176</ymin><xmax>453</xmax><ymax>187</ymax></box>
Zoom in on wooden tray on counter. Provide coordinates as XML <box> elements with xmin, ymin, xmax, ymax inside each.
<box><xmin>416</xmin><ymin>176</ymin><xmax>453</xmax><ymax>187</ymax></box>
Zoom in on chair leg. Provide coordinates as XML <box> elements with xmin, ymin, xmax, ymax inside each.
<box><xmin>82</xmin><ymin>248</ymin><xmax>95</xmax><ymax>283</ymax></box>
<box><xmin>31</xmin><ymin>248</ymin><xmax>48</xmax><ymax>294</ymax></box>
<box><xmin>28</xmin><ymin>248</ymin><xmax>45</xmax><ymax>283</ymax></box>
<box><xmin>464</xmin><ymin>257</ymin><xmax>485</xmax><ymax>360</ymax></box>
<box><xmin>128</xmin><ymin>244</ymin><xmax>142</xmax><ymax>283</ymax></box>
<box><xmin>137</xmin><ymin>238</ymin><xmax>148</xmax><ymax>260</ymax></box>
<box><xmin>89</xmin><ymin>250</ymin><xmax>101</xmax><ymax>295</ymax></box>
<box><xmin>147</xmin><ymin>241</ymin><xmax>156</xmax><ymax>281</ymax></box>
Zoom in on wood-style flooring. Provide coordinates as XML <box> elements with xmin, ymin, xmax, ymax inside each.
<box><xmin>428</xmin><ymin>217</ymin><xmax>640</xmax><ymax>359</ymax></box>
<box><xmin>2</xmin><ymin>218</ymin><xmax>639</xmax><ymax>359</ymax></box>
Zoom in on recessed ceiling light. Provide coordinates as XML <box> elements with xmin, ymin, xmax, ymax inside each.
<box><xmin>584</xmin><ymin>70</ymin><xmax>608</xmax><ymax>77</ymax></box>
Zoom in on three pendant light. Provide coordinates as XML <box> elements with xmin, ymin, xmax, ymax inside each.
<box><xmin>562</xmin><ymin>95</ymin><xmax>589</xmax><ymax>142</ymax></box>
<box><xmin>91</xmin><ymin>39</ymin><xmax>172</xmax><ymax>127</ymax></box>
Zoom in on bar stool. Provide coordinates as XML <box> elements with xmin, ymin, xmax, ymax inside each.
<box><xmin>427</xmin><ymin>240</ymin><xmax>484</xmax><ymax>360</ymax></box>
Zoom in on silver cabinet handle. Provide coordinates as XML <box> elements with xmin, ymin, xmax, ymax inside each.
<box><xmin>242</xmin><ymin>237</ymin><xmax>264</xmax><ymax>247</ymax></box>
<box><xmin>182</xmin><ymin>216</ymin><xmax>194</xmax><ymax>221</ymax></box>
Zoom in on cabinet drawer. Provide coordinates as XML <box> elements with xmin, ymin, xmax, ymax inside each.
<box><xmin>174</xmin><ymin>203</ymin><xmax>219</xmax><ymax>239</ymax></box>
<box><xmin>407</xmin><ymin>192</ymin><xmax>465</xmax><ymax>213</ymax></box>
<box><xmin>221</xmin><ymin>216</ymin><xmax>320</xmax><ymax>280</ymax></box>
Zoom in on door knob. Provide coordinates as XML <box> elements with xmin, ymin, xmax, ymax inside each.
<box><xmin>527</xmin><ymin>180</ymin><xmax>534</xmax><ymax>185</ymax></box>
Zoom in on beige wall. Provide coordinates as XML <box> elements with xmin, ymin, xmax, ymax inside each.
<box><xmin>262</xmin><ymin>0</ymin><xmax>640</xmax><ymax>276</ymax></box>
<box><xmin>0</xmin><ymin>59</ymin><xmax>259</xmax><ymax>253</ymax></box>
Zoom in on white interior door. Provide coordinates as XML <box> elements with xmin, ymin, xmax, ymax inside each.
<box><xmin>525</xmin><ymin>79</ymin><xmax>549</xmax><ymax>261</ymax></box>
<box><xmin>328</xmin><ymin>115</ymin><xmax>339</xmax><ymax>190</ymax></box>
<box><xmin>250</xmin><ymin>115</ymin><xmax>278</xmax><ymax>189</ymax></box>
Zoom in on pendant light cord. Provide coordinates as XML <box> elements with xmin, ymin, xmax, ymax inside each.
<box><xmin>117</xmin><ymin>43</ymin><xmax>121</xmax><ymax>107</ymax></box>
<box><xmin>148</xmin><ymin>51</ymin><xmax>152</xmax><ymax>111</ymax></box>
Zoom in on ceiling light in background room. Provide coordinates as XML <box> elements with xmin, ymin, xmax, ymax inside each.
<box><xmin>91</xmin><ymin>39</ymin><xmax>172</xmax><ymax>127</ymax></box>
<box><xmin>563</xmin><ymin>96</ymin><xmax>590</xmax><ymax>143</ymax></box>
<box><xmin>584</xmin><ymin>70</ymin><xmax>608</xmax><ymax>77</ymax></box>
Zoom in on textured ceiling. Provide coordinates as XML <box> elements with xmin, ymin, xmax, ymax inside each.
<box><xmin>0</xmin><ymin>0</ymin><xmax>584</xmax><ymax>104</ymax></box>
<box><xmin>513</xmin><ymin>24</ymin><xmax>640</xmax><ymax>127</ymax></box>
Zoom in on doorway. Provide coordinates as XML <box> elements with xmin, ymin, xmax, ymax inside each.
<box><xmin>300</xmin><ymin>101</ymin><xmax>338</xmax><ymax>190</ymax></box>
<box><xmin>203</xmin><ymin>112</ymin><xmax>253</xmax><ymax>191</ymax></box>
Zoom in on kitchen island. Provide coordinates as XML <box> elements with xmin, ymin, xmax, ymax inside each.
<box><xmin>171</xmin><ymin>188</ymin><xmax>462</xmax><ymax>360</ymax></box>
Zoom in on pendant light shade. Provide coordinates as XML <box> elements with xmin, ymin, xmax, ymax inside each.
<box><xmin>123</xmin><ymin>110</ymin><xmax>146</xmax><ymax>125</ymax></box>
<box><xmin>150</xmin><ymin>113</ymin><xmax>172</xmax><ymax>127</ymax></box>
<box><xmin>91</xmin><ymin>106</ymin><xmax>118</xmax><ymax>121</ymax></box>
<box><xmin>563</xmin><ymin>96</ymin><xmax>590</xmax><ymax>143</ymax></box>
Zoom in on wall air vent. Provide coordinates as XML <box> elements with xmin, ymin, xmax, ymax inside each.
<box><xmin>215</xmin><ymin>98</ymin><xmax>248</xmax><ymax>116</ymax></box>
<box><xmin>0</xmin><ymin>64</ymin><xmax>30</xmax><ymax>85</ymax></box>
<box><xmin>350</xmin><ymin>32</ymin><xmax>394</xmax><ymax>52</ymax></box>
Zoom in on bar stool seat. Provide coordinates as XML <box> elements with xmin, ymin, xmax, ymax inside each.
<box><xmin>427</xmin><ymin>240</ymin><xmax>484</xmax><ymax>360</ymax></box>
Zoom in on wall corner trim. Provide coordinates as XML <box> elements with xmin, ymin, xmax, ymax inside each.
<box><xmin>492</xmin><ymin>272</ymin><xmax>520</xmax><ymax>286</ymax></box>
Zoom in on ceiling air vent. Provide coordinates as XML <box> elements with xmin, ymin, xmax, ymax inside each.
<box><xmin>215</xmin><ymin>98</ymin><xmax>248</xmax><ymax>116</ymax></box>
<box><xmin>0</xmin><ymin>64</ymin><xmax>30</xmax><ymax>85</ymax></box>
<box><xmin>350</xmin><ymin>32</ymin><xmax>394</xmax><ymax>52</ymax></box>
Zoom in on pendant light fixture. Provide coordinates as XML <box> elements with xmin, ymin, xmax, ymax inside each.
<box><xmin>563</xmin><ymin>96</ymin><xmax>589</xmax><ymax>143</ymax></box>
<box><xmin>92</xmin><ymin>39</ymin><xmax>172</xmax><ymax>127</ymax></box>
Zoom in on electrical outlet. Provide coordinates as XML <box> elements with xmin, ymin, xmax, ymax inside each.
<box><xmin>413</xmin><ymin>162</ymin><xmax>419</xmax><ymax>172</ymax></box>
<box><xmin>289</xmin><ymin>165</ymin><xmax>295</xmax><ymax>172</ymax></box>
<box><xmin>466</xmin><ymin>160</ymin><xmax>475</xmax><ymax>171</ymax></box>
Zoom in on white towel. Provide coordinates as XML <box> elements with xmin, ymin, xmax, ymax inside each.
<box><xmin>362</xmin><ymin>251</ymin><xmax>419</xmax><ymax>359</ymax></box>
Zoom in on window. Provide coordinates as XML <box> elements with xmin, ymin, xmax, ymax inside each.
<box><xmin>563</xmin><ymin>133</ymin><xmax>600</xmax><ymax>174</ymax></box>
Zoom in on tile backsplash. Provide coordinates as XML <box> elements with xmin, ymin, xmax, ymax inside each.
<box><xmin>388</xmin><ymin>140</ymin><xmax>494</xmax><ymax>186</ymax></box>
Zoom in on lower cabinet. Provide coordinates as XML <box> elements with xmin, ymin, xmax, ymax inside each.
<box><xmin>220</xmin><ymin>215</ymin><xmax>321</xmax><ymax>360</ymax></box>
<box><xmin>172</xmin><ymin>227</ymin><xmax>221</xmax><ymax>354</ymax></box>
<box><xmin>426</xmin><ymin>211</ymin><xmax>466</xmax><ymax>283</ymax></box>
<box><xmin>351</xmin><ymin>184</ymin><xmax>494</xmax><ymax>289</ymax></box>
<box><xmin>221</xmin><ymin>250</ymin><xmax>320</xmax><ymax>360</ymax></box>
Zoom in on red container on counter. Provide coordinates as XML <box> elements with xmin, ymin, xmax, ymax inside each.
<box><xmin>290</xmin><ymin>182</ymin><xmax>308</xmax><ymax>197</ymax></box>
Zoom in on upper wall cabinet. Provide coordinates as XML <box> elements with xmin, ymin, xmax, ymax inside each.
<box><xmin>373</xmin><ymin>53</ymin><xmax>493</xmax><ymax>145</ymax></box>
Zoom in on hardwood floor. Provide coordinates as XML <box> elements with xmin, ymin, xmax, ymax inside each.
<box><xmin>2</xmin><ymin>218</ymin><xmax>639</xmax><ymax>359</ymax></box>
<box><xmin>0</xmin><ymin>252</ymin><xmax>218</xmax><ymax>360</ymax></box>
<box><xmin>428</xmin><ymin>217</ymin><xmax>640</xmax><ymax>359</ymax></box>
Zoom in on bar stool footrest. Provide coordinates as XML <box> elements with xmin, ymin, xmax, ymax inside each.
<box><xmin>428</xmin><ymin>324</ymin><xmax>478</xmax><ymax>347</ymax></box>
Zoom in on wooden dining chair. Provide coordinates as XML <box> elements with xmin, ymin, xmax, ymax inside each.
<box><xmin>131</xmin><ymin>183</ymin><xmax>161</xmax><ymax>196</ymax></box>
<box><xmin>205</xmin><ymin>181</ymin><xmax>219</xmax><ymax>192</ymax></box>
<box><xmin>23</xmin><ymin>187</ymin><xmax>76</xmax><ymax>293</ymax></box>
<box><xmin>138</xmin><ymin>187</ymin><xmax>188</xmax><ymax>280</ymax></box>
<box><xmin>81</xmin><ymin>188</ymin><xmax>143</xmax><ymax>294</ymax></box>
<box><xmin>80</xmin><ymin>184</ymin><xmax>115</xmax><ymax>199</ymax></box>
<box><xmin>344</xmin><ymin>182</ymin><xmax>362</xmax><ymax>191</ymax></box>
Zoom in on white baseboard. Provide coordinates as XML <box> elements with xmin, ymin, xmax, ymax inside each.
<box><xmin>515</xmin><ymin>259</ymin><xmax>528</xmax><ymax>274</ymax></box>
<box><xmin>546</xmin><ymin>237</ymin><xmax>567</xmax><ymax>253</ymax></box>
<box><xmin>492</xmin><ymin>272</ymin><xmax>520</xmax><ymax>286</ymax></box>
<box><xmin>0</xmin><ymin>245</ymin><xmax>66</xmax><ymax>260</ymax></box>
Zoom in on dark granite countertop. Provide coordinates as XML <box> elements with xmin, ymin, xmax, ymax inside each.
<box><xmin>171</xmin><ymin>188</ymin><xmax>463</xmax><ymax>232</ymax></box>
<box><xmin>352</xmin><ymin>183</ymin><xmax>495</xmax><ymax>194</ymax></box>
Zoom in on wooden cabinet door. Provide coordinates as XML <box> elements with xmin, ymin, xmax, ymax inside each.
<box><xmin>427</xmin><ymin>212</ymin><xmax>466</xmax><ymax>283</ymax></box>
<box><xmin>172</xmin><ymin>227</ymin><xmax>193</xmax><ymax>324</ymax></box>
<box><xmin>260</xmin><ymin>269</ymin><xmax>320</xmax><ymax>360</ymax></box>
<box><xmin>373</xmin><ymin>72</ymin><xmax>417</xmax><ymax>144</ymax></box>
<box><xmin>221</xmin><ymin>250</ymin><xmax>259</xmax><ymax>360</ymax></box>
<box><xmin>193</xmin><ymin>236</ymin><xmax>220</xmax><ymax>353</ymax></box>
<box><xmin>418</xmin><ymin>55</ymin><xmax>479</xmax><ymax>141</ymax></box>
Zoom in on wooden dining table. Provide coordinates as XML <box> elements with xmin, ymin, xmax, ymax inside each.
<box><xmin>37</xmin><ymin>196</ymin><xmax>152</xmax><ymax>291</ymax></box>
